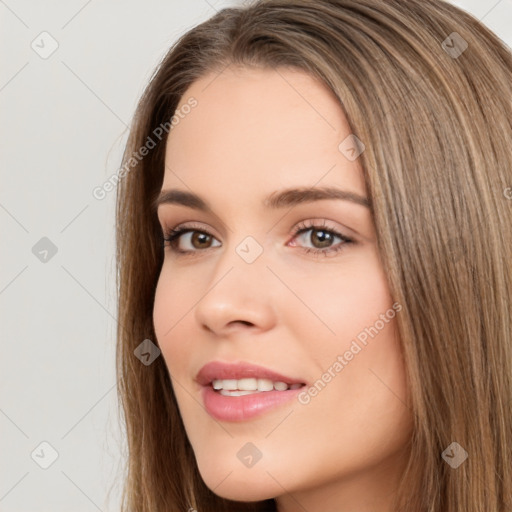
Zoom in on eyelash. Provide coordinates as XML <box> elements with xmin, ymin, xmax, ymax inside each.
<box><xmin>160</xmin><ymin>220</ymin><xmax>354</xmax><ymax>258</ymax></box>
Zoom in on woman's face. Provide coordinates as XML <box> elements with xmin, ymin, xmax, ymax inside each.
<box><xmin>153</xmin><ymin>66</ymin><xmax>413</xmax><ymax>511</ymax></box>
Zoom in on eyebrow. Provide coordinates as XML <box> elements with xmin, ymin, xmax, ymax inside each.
<box><xmin>151</xmin><ymin>186</ymin><xmax>371</xmax><ymax>214</ymax></box>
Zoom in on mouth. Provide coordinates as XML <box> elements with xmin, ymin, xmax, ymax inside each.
<box><xmin>196</xmin><ymin>360</ymin><xmax>307</xmax><ymax>391</ymax></box>
<box><xmin>196</xmin><ymin>361</ymin><xmax>308</xmax><ymax>420</ymax></box>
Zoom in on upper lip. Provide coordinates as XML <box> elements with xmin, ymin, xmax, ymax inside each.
<box><xmin>196</xmin><ymin>361</ymin><xmax>306</xmax><ymax>387</ymax></box>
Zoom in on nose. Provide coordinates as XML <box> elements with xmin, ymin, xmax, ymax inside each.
<box><xmin>194</xmin><ymin>254</ymin><xmax>277</xmax><ymax>337</ymax></box>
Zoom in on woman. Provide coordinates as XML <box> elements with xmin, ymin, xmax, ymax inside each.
<box><xmin>114</xmin><ymin>1</ymin><xmax>512</xmax><ymax>511</ymax></box>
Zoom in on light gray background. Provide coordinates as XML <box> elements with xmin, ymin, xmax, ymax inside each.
<box><xmin>1</xmin><ymin>1</ymin><xmax>510</xmax><ymax>510</ymax></box>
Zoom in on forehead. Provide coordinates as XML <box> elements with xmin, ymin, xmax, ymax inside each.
<box><xmin>162</xmin><ymin>66</ymin><xmax>365</xmax><ymax>202</ymax></box>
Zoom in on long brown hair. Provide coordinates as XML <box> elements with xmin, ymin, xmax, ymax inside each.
<box><xmin>114</xmin><ymin>1</ymin><xmax>512</xmax><ymax>510</ymax></box>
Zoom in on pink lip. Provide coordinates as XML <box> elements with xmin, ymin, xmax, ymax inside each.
<box><xmin>196</xmin><ymin>361</ymin><xmax>307</xmax><ymax>422</ymax></box>
<box><xmin>196</xmin><ymin>361</ymin><xmax>305</xmax><ymax>386</ymax></box>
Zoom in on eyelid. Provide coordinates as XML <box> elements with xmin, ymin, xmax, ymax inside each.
<box><xmin>161</xmin><ymin>218</ymin><xmax>352</xmax><ymax>239</ymax></box>
<box><xmin>159</xmin><ymin>220</ymin><xmax>215</xmax><ymax>240</ymax></box>
<box><xmin>291</xmin><ymin>218</ymin><xmax>349</xmax><ymax>237</ymax></box>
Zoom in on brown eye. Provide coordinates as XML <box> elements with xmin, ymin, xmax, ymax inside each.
<box><xmin>309</xmin><ymin>229</ymin><xmax>335</xmax><ymax>248</ymax></box>
<box><xmin>290</xmin><ymin>222</ymin><xmax>354</xmax><ymax>257</ymax></box>
<box><xmin>162</xmin><ymin>227</ymin><xmax>221</xmax><ymax>254</ymax></box>
<box><xmin>190</xmin><ymin>232</ymin><xmax>213</xmax><ymax>249</ymax></box>
<box><xmin>294</xmin><ymin>227</ymin><xmax>344</xmax><ymax>250</ymax></box>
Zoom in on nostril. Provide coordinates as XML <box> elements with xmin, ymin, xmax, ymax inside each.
<box><xmin>229</xmin><ymin>320</ymin><xmax>253</xmax><ymax>327</ymax></box>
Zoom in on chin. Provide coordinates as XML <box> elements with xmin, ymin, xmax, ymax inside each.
<box><xmin>197</xmin><ymin>458</ymin><xmax>281</xmax><ymax>502</ymax></box>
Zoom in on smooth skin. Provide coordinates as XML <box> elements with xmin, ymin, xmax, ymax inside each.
<box><xmin>153</xmin><ymin>65</ymin><xmax>413</xmax><ymax>512</ymax></box>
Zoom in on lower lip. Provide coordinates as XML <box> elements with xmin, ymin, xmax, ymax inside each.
<box><xmin>201</xmin><ymin>385</ymin><xmax>304</xmax><ymax>422</ymax></box>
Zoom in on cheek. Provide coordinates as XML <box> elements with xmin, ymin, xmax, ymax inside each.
<box><xmin>152</xmin><ymin>270</ymin><xmax>192</xmax><ymax>371</ymax></box>
<box><xmin>282</xmin><ymin>249</ymin><xmax>394</xmax><ymax>353</ymax></box>
<box><xmin>286</xmin><ymin>249</ymin><xmax>410</xmax><ymax>451</ymax></box>
<box><xmin>287</xmin><ymin>246</ymin><xmax>406</xmax><ymax>430</ymax></box>
<box><xmin>152</xmin><ymin>272</ymin><xmax>201</xmax><ymax>433</ymax></box>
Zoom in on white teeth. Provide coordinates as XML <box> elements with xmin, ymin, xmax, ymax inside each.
<box><xmin>211</xmin><ymin>378</ymin><xmax>303</xmax><ymax>392</ymax></box>
<box><xmin>238</xmin><ymin>378</ymin><xmax>258</xmax><ymax>391</ymax></box>
<box><xmin>221</xmin><ymin>379</ymin><xmax>238</xmax><ymax>390</ymax></box>
<box><xmin>219</xmin><ymin>389</ymin><xmax>257</xmax><ymax>396</ymax></box>
<box><xmin>257</xmin><ymin>378</ymin><xmax>274</xmax><ymax>391</ymax></box>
